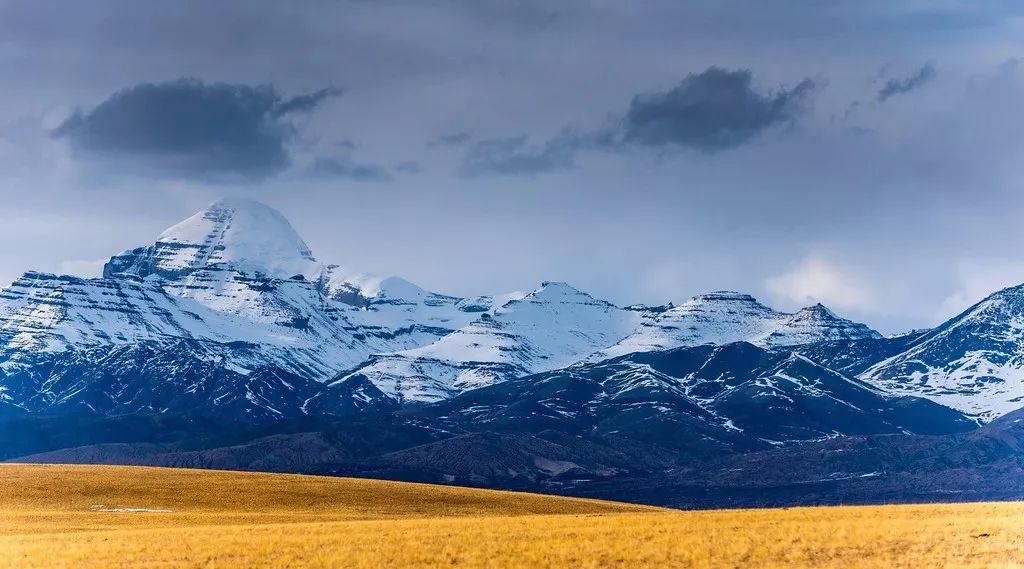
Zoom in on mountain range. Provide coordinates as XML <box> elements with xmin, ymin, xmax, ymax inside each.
<box><xmin>3</xmin><ymin>198</ymin><xmax>1024</xmax><ymax>508</ymax></box>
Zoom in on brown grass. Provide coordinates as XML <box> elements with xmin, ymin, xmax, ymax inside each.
<box><xmin>0</xmin><ymin>463</ymin><xmax>1022</xmax><ymax>568</ymax></box>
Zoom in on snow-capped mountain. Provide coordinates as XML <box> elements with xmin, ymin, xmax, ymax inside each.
<box><xmin>334</xmin><ymin>282</ymin><xmax>641</xmax><ymax>403</ymax></box>
<box><xmin>6</xmin><ymin>202</ymin><xmax>1024</xmax><ymax>511</ymax></box>
<box><xmin>861</xmin><ymin>284</ymin><xmax>1024</xmax><ymax>420</ymax></box>
<box><xmin>0</xmin><ymin>199</ymin><xmax>509</xmax><ymax>416</ymax></box>
<box><xmin>596</xmin><ymin>291</ymin><xmax>880</xmax><ymax>359</ymax></box>
<box><xmin>334</xmin><ymin>288</ymin><xmax>884</xmax><ymax>405</ymax></box>
<box><xmin>104</xmin><ymin>198</ymin><xmax>492</xmax><ymax>342</ymax></box>
<box><xmin>0</xmin><ymin>198</ymin><xmax>894</xmax><ymax>418</ymax></box>
<box><xmin>8</xmin><ymin>196</ymin><xmax>1022</xmax><ymax>427</ymax></box>
<box><xmin>104</xmin><ymin>197</ymin><xmax>321</xmax><ymax>280</ymax></box>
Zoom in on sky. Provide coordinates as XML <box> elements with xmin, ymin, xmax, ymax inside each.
<box><xmin>1</xmin><ymin>1</ymin><xmax>1024</xmax><ymax>333</ymax></box>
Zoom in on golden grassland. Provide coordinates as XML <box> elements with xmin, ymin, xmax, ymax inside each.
<box><xmin>0</xmin><ymin>464</ymin><xmax>1023</xmax><ymax>568</ymax></box>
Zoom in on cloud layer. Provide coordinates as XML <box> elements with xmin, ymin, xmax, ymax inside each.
<box><xmin>310</xmin><ymin>156</ymin><xmax>392</xmax><ymax>181</ymax></box>
<box><xmin>1</xmin><ymin>2</ymin><xmax>1023</xmax><ymax>334</ymax></box>
<box><xmin>459</xmin><ymin>133</ymin><xmax>579</xmax><ymax>176</ymax></box>
<box><xmin>459</xmin><ymin>67</ymin><xmax>817</xmax><ymax>175</ymax></box>
<box><xmin>53</xmin><ymin>79</ymin><xmax>339</xmax><ymax>182</ymax></box>
<box><xmin>620</xmin><ymin>67</ymin><xmax>816</xmax><ymax>152</ymax></box>
<box><xmin>766</xmin><ymin>256</ymin><xmax>877</xmax><ymax>313</ymax></box>
<box><xmin>877</xmin><ymin>64</ymin><xmax>937</xmax><ymax>102</ymax></box>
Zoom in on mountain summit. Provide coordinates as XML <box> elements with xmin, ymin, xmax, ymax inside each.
<box><xmin>105</xmin><ymin>198</ymin><xmax>320</xmax><ymax>280</ymax></box>
<box><xmin>863</xmin><ymin>283</ymin><xmax>1024</xmax><ymax>419</ymax></box>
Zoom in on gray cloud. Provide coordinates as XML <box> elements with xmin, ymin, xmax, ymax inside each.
<box><xmin>458</xmin><ymin>67</ymin><xmax>816</xmax><ymax>175</ymax></box>
<box><xmin>459</xmin><ymin>132</ymin><xmax>579</xmax><ymax>176</ymax></box>
<box><xmin>2</xmin><ymin>1</ymin><xmax>1022</xmax><ymax>333</ymax></box>
<box><xmin>271</xmin><ymin>86</ymin><xmax>342</xmax><ymax>117</ymax></box>
<box><xmin>310</xmin><ymin>156</ymin><xmax>392</xmax><ymax>182</ymax></box>
<box><xmin>428</xmin><ymin>132</ymin><xmax>473</xmax><ymax>148</ymax></box>
<box><xmin>877</xmin><ymin>64</ymin><xmax>937</xmax><ymax>102</ymax></box>
<box><xmin>395</xmin><ymin>160</ymin><xmax>421</xmax><ymax>175</ymax></box>
<box><xmin>618</xmin><ymin>67</ymin><xmax>816</xmax><ymax>153</ymax></box>
<box><xmin>53</xmin><ymin>78</ymin><xmax>339</xmax><ymax>182</ymax></box>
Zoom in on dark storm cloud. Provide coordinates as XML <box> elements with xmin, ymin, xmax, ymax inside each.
<box><xmin>458</xmin><ymin>67</ymin><xmax>817</xmax><ymax>176</ymax></box>
<box><xmin>618</xmin><ymin>67</ymin><xmax>816</xmax><ymax>153</ymax></box>
<box><xmin>459</xmin><ymin>132</ymin><xmax>579</xmax><ymax>176</ymax></box>
<box><xmin>52</xmin><ymin>78</ymin><xmax>340</xmax><ymax>182</ymax></box>
<box><xmin>272</xmin><ymin>87</ymin><xmax>343</xmax><ymax>117</ymax></box>
<box><xmin>877</xmin><ymin>64</ymin><xmax>937</xmax><ymax>102</ymax></box>
<box><xmin>310</xmin><ymin>156</ymin><xmax>392</xmax><ymax>182</ymax></box>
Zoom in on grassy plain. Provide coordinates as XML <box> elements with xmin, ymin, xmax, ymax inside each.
<box><xmin>0</xmin><ymin>463</ymin><xmax>1022</xmax><ymax>568</ymax></box>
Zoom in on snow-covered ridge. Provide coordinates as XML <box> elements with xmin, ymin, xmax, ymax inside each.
<box><xmin>0</xmin><ymin>199</ymin><xmax>513</xmax><ymax>384</ymax></box>
<box><xmin>597</xmin><ymin>291</ymin><xmax>880</xmax><ymax>359</ymax></box>
<box><xmin>338</xmin><ymin>281</ymin><xmax>642</xmax><ymax>402</ymax></box>
<box><xmin>0</xmin><ymin>197</ymin><xmax>894</xmax><ymax>417</ymax></box>
<box><xmin>862</xmin><ymin>283</ymin><xmax>1024</xmax><ymax>420</ymax></box>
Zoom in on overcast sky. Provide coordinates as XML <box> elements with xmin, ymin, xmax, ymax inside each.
<box><xmin>2</xmin><ymin>1</ymin><xmax>1024</xmax><ymax>333</ymax></box>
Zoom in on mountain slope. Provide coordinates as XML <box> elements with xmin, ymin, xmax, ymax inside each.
<box><xmin>0</xmin><ymin>266</ymin><xmax>400</xmax><ymax>384</ymax></box>
<box><xmin>0</xmin><ymin>199</ymin><xmax>513</xmax><ymax>417</ymax></box>
<box><xmin>4</xmin><ymin>344</ymin><xmax>976</xmax><ymax>501</ymax></box>
<box><xmin>335</xmin><ymin>282</ymin><xmax>641</xmax><ymax>403</ymax></box>
<box><xmin>597</xmin><ymin>292</ymin><xmax>880</xmax><ymax>359</ymax></box>
<box><xmin>862</xmin><ymin>284</ymin><xmax>1024</xmax><ymax>420</ymax></box>
<box><xmin>406</xmin><ymin>342</ymin><xmax>974</xmax><ymax>447</ymax></box>
<box><xmin>0</xmin><ymin>340</ymin><xmax>397</xmax><ymax>422</ymax></box>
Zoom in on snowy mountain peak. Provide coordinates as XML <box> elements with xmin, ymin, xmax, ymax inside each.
<box><xmin>320</xmin><ymin>266</ymin><xmax>426</xmax><ymax>304</ymax></box>
<box><xmin>687</xmin><ymin>291</ymin><xmax>763</xmax><ymax>304</ymax></box>
<box><xmin>863</xmin><ymin>281</ymin><xmax>1024</xmax><ymax>419</ymax></box>
<box><xmin>206</xmin><ymin>196</ymin><xmax>278</xmax><ymax>211</ymax></box>
<box><xmin>340</xmin><ymin>282</ymin><xmax>640</xmax><ymax>403</ymax></box>
<box><xmin>104</xmin><ymin>198</ymin><xmax>320</xmax><ymax>280</ymax></box>
<box><xmin>767</xmin><ymin>305</ymin><xmax>881</xmax><ymax>347</ymax></box>
<box><xmin>786</xmin><ymin>303</ymin><xmax>845</xmax><ymax>326</ymax></box>
<box><xmin>536</xmin><ymin>281</ymin><xmax>583</xmax><ymax>294</ymax></box>
<box><xmin>798</xmin><ymin>302</ymin><xmax>834</xmax><ymax>316</ymax></box>
<box><xmin>156</xmin><ymin>198</ymin><xmax>318</xmax><ymax>276</ymax></box>
<box><xmin>676</xmin><ymin>291</ymin><xmax>778</xmax><ymax>317</ymax></box>
<box><xmin>375</xmin><ymin>276</ymin><xmax>430</xmax><ymax>300</ymax></box>
<box><xmin>515</xmin><ymin>281</ymin><xmax>602</xmax><ymax>305</ymax></box>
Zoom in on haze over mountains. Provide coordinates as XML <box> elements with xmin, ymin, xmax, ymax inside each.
<box><xmin>2</xmin><ymin>198</ymin><xmax>1024</xmax><ymax>507</ymax></box>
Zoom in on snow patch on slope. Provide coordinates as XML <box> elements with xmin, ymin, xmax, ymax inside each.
<box><xmin>153</xmin><ymin>197</ymin><xmax>320</xmax><ymax>279</ymax></box>
<box><xmin>339</xmin><ymin>282</ymin><xmax>641</xmax><ymax>402</ymax></box>
<box><xmin>597</xmin><ymin>292</ymin><xmax>879</xmax><ymax>359</ymax></box>
<box><xmin>862</xmin><ymin>284</ymin><xmax>1024</xmax><ymax>420</ymax></box>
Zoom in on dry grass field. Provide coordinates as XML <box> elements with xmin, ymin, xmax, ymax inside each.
<box><xmin>1</xmin><ymin>464</ymin><xmax>1023</xmax><ymax>568</ymax></box>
